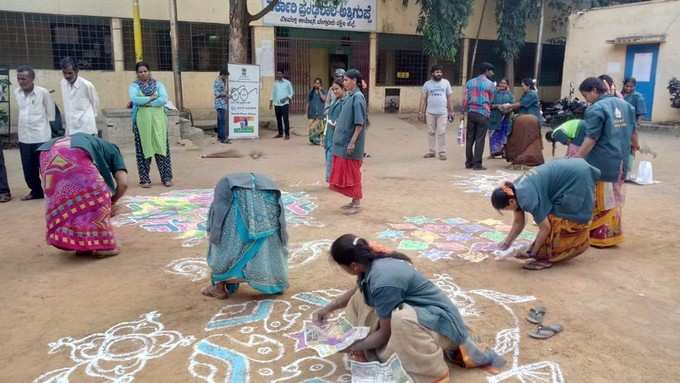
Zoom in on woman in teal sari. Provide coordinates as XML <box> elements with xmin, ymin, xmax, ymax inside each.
<box><xmin>502</xmin><ymin>78</ymin><xmax>544</xmax><ymax>167</ymax></box>
<box><xmin>129</xmin><ymin>62</ymin><xmax>173</xmax><ymax>188</ymax></box>
<box><xmin>488</xmin><ymin>78</ymin><xmax>514</xmax><ymax>158</ymax></box>
<box><xmin>202</xmin><ymin>173</ymin><xmax>288</xmax><ymax>299</ymax></box>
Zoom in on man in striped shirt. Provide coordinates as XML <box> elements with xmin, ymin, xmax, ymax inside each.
<box><xmin>464</xmin><ymin>62</ymin><xmax>496</xmax><ymax>170</ymax></box>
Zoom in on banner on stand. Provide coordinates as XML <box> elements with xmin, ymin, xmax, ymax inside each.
<box><xmin>228</xmin><ymin>64</ymin><xmax>260</xmax><ymax>139</ymax></box>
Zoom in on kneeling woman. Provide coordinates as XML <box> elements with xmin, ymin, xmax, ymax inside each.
<box><xmin>314</xmin><ymin>235</ymin><xmax>504</xmax><ymax>383</ymax></box>
<box><xmin>38</xmin><ymin>133</ymin><xmax>128</xmax><ymax>257</ymax></box>
<box><xmin>202</xmin><ymin>173</ymin><xmax>288</xmax><ymax>299</ymax></box>
<box><xmin>491</xmin><ymin>158</ymin><xmax>600</xmax><ymax>270</ymax></box>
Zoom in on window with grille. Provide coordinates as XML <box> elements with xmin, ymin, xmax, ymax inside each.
<box><xmin>0</xmin><ymin>11</ymin><xmax>113</xmax><ymax>70</ymax></box>
<box><xmin>122</xmin><ymin>20</ymin><xmax>231</xmax><ymax>72</ymax></box>
<box><xmin>377</xmin><ymin>34</ymin><xmax>463</xmax><ymax>87</ymax></box>
<box><xmin>515</xmin><ymin>42</ymin><xmax>565</xmax><ymax>86</ymax></box>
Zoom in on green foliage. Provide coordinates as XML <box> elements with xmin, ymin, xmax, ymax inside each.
<box><xmin>495</xmin><ymin>0</ymin><xmax>538</xmax><ymax>60</ymax></box>
<box><xmin>413</xmin><ymin>0</ymin><xmax>474</xmax><ymax>61</ymax></box>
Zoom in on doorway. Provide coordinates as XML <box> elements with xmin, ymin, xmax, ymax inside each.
<box><xmin>624</xmin><ymin>44</ymin><xmax>659</xmax><ymax>120</ymax></box>
<box><xmin>328</xmin><ymin>54</ymin><xmax>349</xmax><ymax>84</ymax></box>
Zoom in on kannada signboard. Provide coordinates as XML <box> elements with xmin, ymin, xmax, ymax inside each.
<box><xmin>262</xmin><ymin>0</ymin><xmax>376</xmax><ymax>32</ymax></box>
<box><xmin>228</xmin><ymin>64</ymin><xmax>260</xmax><ymax>139</ymax></box>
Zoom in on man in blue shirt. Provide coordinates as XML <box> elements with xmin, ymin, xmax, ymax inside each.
<box><xmin>464</xmin><ymin>62</ymin><xmax>496</xmax><ymax>170</ymax></box>
<box><xmin>213</xmin><ymin>68</ymin><xmax>230</xmax><ymax>144</ymax></box>
<box><xmin>269</xmin><ymin>71</ymin><xmax>294</xmax><ymax>140</ymax></box>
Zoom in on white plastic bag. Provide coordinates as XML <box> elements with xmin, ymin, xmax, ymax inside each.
<box><xmin>635</xmin><ymin>160</ymin><xmax>654</xmax><ymax>185</ymax></box>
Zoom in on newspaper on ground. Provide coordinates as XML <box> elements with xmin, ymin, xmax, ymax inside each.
<box><xmin>303</xmin><ymin>317</ymin><xmax>370</xmax><ymax>358</ymax></box>
<box><xmin>350</xmin><ymin>353</ymin><xmax>414</xmax><ymax>383</ymax></box>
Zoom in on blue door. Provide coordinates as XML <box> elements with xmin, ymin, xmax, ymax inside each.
<box><xmin>624</xmin><ymin>44</ymin><xmax>659</xmax><ymax>120</ymax></box>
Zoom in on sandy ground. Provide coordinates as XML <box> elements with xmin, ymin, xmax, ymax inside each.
<box><xmin>1</xmin><ymin>113</ymin><xmax>679</xmax><ymax>383</ymax></box>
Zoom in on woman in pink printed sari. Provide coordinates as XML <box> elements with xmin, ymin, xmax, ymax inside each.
<box><xmin>38</xmin><ymin>133</ymin><xmax>128</xmax><ymax>257</ymax></box>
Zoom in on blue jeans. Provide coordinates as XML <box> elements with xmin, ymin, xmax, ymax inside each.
<box><xmin>216</xmin><ymin>109</ymin><xmax>227</xmax><ymax>141</ymax></box>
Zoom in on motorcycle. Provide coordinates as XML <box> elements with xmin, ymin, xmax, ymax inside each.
<box><xmin>541</xmin><ymin>83</ymin><xmax>587</xmax><ymax>128</ymax></box>
<box><xmin>668</xmin><ymin>77</ymin><xmax>680</xmax><ymax>108</ymax></box>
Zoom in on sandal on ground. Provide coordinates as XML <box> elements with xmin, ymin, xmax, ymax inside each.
<box><xmin>340</xmin><ymin>202</ymin><xmax>356</xmax><ymax>210</ymax></box>
<box><xmin>423</xmin><ymin>152</ymin><xmax>436</xmax><ymax>158</ymax></box>
<box><xmin>201</xmin><ymin>285</ymin><xmax>229</xmax><ymax>299</ymax></box>
<box><xmin>21</xmin><ymin>193</ymin><xmax>42</xmax><ymax>201</ymax></box>
<box><xmin>527</xmin><ymin>306</ymin><xmax>546</xmax><ymax>325</ymax></box>
<box><xmin>343</xmin><ymin>206</ymin><xmax>361</xmax><ymax>215</ymax></box>
<box><xmin>163</xmin><ymin>180</ymin><xmax>173</xmax><ymax>187</ymax></box>
<box><xmin>0</xmin><ymin>193</ymin><xmax>11</xmax><ymax>202</ymax></box>
<box><xmin>140</xmin><ymin>182</ymin><xmax>152</xmax><ymax>188</ymax></box>
<box><xmin>94</xmin><ymin>249</ymin><xmax>120</xmax><ymax>259</ymax></box>
<box><xmin>523</xmin><ymin>260</ymin><xmax>553</xmax><ymax>270</ymax></box>
<box><xmin>529</xmin><ymin>324</ymin><xmax>563</xmax><ymax>340</ymax></box>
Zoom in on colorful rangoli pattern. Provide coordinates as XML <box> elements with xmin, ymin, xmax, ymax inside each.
<box><xmin>451</xmin><ymin>171</ymin><xmax>522</xmax><ymax>197</ymax></box>
<box><xmin>377</xmin><ymin>216</ymin><xmax>536</xmax><ymax>263</ymax></box>
<box><xmin>113</xmin><ymin>189</ymin><xmax>323</xmax><ymax>247</ymax></box>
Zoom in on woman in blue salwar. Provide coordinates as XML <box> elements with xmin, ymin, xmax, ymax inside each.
<box><xmin>201</xmin><ymin>173</ymin><xmax>288</xmax><ymax>299</ymax></box>
<box><xmin>488</xmin><ymin>79</ymin><xmax>514</xmax><ymax>158</ymax></box>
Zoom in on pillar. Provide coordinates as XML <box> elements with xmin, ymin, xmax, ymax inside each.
<box><xmin>461</xmin><ymin>38</ymin><xmax>470</xmax><ymax>99</ymax></box>
<box><xmin>111</xmin><ymin>18</ymin><xmax>125</xmax><ymax>72</ymax></box>
<box><xmin>368</xmin><ymin>32</ymin><xmax>379</xmax><ymax>113</ymax></box>
<box><xmin>252</xmin><ymin>26</ymin><xmax>276</xmax><ymax>117</ymax></box>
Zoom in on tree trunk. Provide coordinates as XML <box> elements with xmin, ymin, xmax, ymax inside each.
<box><xmin>229</xmin><ymin>0</ymin><xmax>250</xmax><ymax>64</ymax></box>
<box><xmin>506</xmin><ymin>56</ymin><xmax>515</xmax><ymax>91</ymax></box>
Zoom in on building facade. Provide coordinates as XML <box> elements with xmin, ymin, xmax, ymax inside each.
<box><xmin>1</xmin><ymin>0</ymin><xmax>566</xmax><ymax>128</ymax></box>
<box><xmin>561</xmin><ymin>0</ymin><xmax>680</xmax><ymax>122</ymax></box>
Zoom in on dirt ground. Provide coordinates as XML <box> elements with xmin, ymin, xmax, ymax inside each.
<box><xmin>1</xmin><ymin>113</ymin><xmax>679</xmax><ymax>382</ymax></box>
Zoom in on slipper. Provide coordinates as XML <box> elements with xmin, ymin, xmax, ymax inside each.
<box><xmin>140</xmin><ymin>183</ymin><xmax>152</xmax><ymax>189</ymax></box>
<box><xmin>94</xmin><ymin>249</ymin><xmax>120</xmax><ymax>259</ymax></box>
<box><xmin>529</xmin><ymin>324</ymin><xmax>563</xmax><ymax>340</ymax></box>
<box><xmin>201</xmin><ymin>285</ymin><xmax>229</xmax><ymax>299</ymax></box>
<box><xmin>340</xmin><ymin>203</ymin><xmax>355</xmax><ymax>210</ymax></box>
<box><xmin>523</xmin><ymin>260</ymin><xmax>553</xmax><ymax>271</ymax></box>
<box><xmin>527</xmin><ymin>306</ymin><xmax>546</xmax><ymax>325</ymax></box>
<box><xmin>0</xmin><ymin>193</ymin><xmax>11</xmax><ymax>203</ymax></box>
<box><xmin>343</xmin><ymin>206</ymin><xmax>361</xmax><ymax>215</ymax></box>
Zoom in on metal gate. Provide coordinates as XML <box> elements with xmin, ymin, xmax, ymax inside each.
<box><xmin>275</xmin><ymin>36</ymin><xmax>370</xmax><ymax>113</ymax></box>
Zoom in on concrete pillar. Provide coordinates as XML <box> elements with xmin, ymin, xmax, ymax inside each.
<box><xmin>461</xmin><ymin>39</ymin><xmax>474</xmax><ymax>87</ymax></box>
<box><xmin>368</xmin><ymin>32</ymin><xmax>379</xmax><ymax>113</ymax></box>
<box><xmin>111</xmin><ymin>18</ymin><xmax>125</xmax><ymax>72</ymax></box>
<box><xmin>252</xmin><ymin>25</ymin><xmax>276</xmax><ymax>117</ymax></box>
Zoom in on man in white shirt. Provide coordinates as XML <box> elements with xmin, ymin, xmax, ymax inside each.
<box><xmin>418</xmin><ymin>65</ymin><xmax>454</xmax><ymax>161</ymax></box>
<box><xmin>60</xmin><ymin>57</ymin><xmax>99</xmax><ymax>136</ymax></box>
<box><xmin>15</xmin><ymin>65</ymin><xmax>55</xmax><ymax>200</ymax></box>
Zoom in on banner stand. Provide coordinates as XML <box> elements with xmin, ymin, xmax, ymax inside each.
<box><xmin>228</xmin><ymin>64</ymin><xmax>261</xmax><ymax>139</ymax></box>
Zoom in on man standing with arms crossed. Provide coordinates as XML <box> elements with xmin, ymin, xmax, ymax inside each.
<box><xmin>60</xmin><ymin>57</ymin><xmax>100</xmax><ymax>136</ymax></box>
<box><xmin>463</xmin><ymin>62</ymin><xmax>495</xmax><ymax>170</ymax></box>
<box><xmin>14</xmin><ymin>65</ymin><xmax>55</xmax><ymax>201</ymax></box>
<box><xmin>419</xmin><ymin>65</ymin><xmax>454</xmax><ymax>161</ymax></box>
<box><xmin>269</xmin><ymin>71</ymin><xmax>294</xmax><ymax>140</ymax></box>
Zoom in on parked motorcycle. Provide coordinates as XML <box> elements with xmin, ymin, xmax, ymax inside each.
<box><xmin>668</xmin><ymin>77</ymin><xmax>680</xmax><ymax>109</ymax></box>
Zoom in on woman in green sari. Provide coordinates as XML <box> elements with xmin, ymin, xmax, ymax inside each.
<box><xmin>129</xmin><ymin>62</ymin><xmax>173</xmax><ymax>188</ymax></box>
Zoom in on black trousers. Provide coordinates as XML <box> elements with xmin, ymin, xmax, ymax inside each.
<box><xmin>0</xmin><ymin>146</ymin><xmax>10</xmax><ymax>195</ymax></box>
<box><xmin>465</xmin><ymin>112</ymin><xmax>490</xmax><ymax>168</ymax></box>
<box><xmin>133</xmin><ymin>124</ymin><xmax>173</xmax><ymax>184</ymax></box>
<box><xmin>275</xmin><ymin>105</ymin><xmax>290</xmax><ymax>136</ymax></box>
<box><xmin>19</xmin><ymin>142</ymin><xmax>45</xmax><ymax>198</ymax></box>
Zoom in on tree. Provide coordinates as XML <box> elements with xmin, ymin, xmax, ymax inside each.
<box><xmin>229</xmin><ymin>0</ymin><xmax>281</xmax><ymax>63</ymax></box>
<box><xmin>413</xmin><ymin>0</ymin><xmax>474</xmax><ymax>62</ymax></box>
<box><xmin>228</xmin><ymin>0</ymin><xmax>475</xmax><ymax>64</ymax></box>
<box><xmin>494</xmin><ymin>0</ymin><xmax>646</xmax><ymax>85</ymax></box>
<box><xmin>495</xmin><ymin>0</ymin><xmax>538</xmax><ymax>86</ymax></box>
